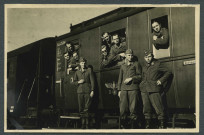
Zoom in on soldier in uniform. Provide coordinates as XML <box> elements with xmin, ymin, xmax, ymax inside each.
<box><xmin>152</xmin><ymin>21</ymin><xmax>169</xmax><ymax>50</ymax></box>
<box><xmin>73</xmin><ymin>57</ymin><xmax>95</xmax><ymax>129</ymax></box>
<box><xmin>108</xmin><ymin>34</ymin><xmax>127</xmax><ymax>66</ymax></box>
<box><xmin>139</xmin><ymin>50</ymin><xmax>172</xmax><ymax>129</ymax></box>
<box><xmin>101</xmin><ymin>32</ymin><xmax>112</xmax><ymax>52</ymax></box>
<box><xmin>68</xmin><ymin>51</ymin><xmax>79</xmax><ymax>68</ymax></box>
<box><xmin>117</xmin><ymin>49</ymin><xmax>142</xmax><ymax>128</ymax></box>
<box><xmin>101</xmin><ymin>45</ymin><xmax>113</xmax><ymax>69</ymax></box>
<box><xmin>64</xmin><ymin>43</ymin><xmax>74</xmax><ymax>60</ymax></box>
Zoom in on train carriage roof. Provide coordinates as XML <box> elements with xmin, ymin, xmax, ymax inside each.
<box><xmin>7</xmin><ymin>37</ymin><xmax>55</xmax><ymax>58</ymax></box>
<box><xmin>56</xmin><ymin>7</ymin><xmax>153</xmax><ymax>41</ymax></box>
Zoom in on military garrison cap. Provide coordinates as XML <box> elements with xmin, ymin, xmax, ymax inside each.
<box><xmin>144</xmin><ymin>49</ymin><xmax>153</xmax><ymax>56</ymax></box>
<box><xmin>79</xmin><ymin>57</ymin><xmax>87</xmax><ymax>62</ymax></box>
<box><xmin>125</xmin><ymin>49</ymin><xmax>133</xmax><ymax>54</ymax></box>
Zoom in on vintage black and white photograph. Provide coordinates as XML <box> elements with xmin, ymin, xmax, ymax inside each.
<box><xmin>5</xmin><ymin>4</ymin><xmax>200</xmax><ymax>133</ymax></box>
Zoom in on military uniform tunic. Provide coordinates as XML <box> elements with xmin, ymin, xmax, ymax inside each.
<box><xmin>108</xmin><ymin>42</ymin><xmax>127</xmax><ymax>64</ymax></box>
<box><xmin>140</xmin><ymin>59</ymin><xmax>171</xmax><ymax>120</ymax></box>
<box><xmin>73</xmin><ymin>68</ymin><xmax>95</xmax><ymax>113</ymax></box>
<box><xmin>118</xmin><ymin>61</ymin><xmax>142</xmax><ymax>120</ymax></box>
<box><xmin>152</xmin><ymin>28</ymin><xmax>169</xmax><ymax>50</ymax></box>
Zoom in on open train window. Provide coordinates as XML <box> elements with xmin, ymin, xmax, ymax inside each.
<box><xmin>151</xmin><ymin>15</ymin><xmax>170</xmax><ymax>59</ymax></box>
<box><xmin>64</xmin><ymin>39</ymin><xmax>80</xmax><ymax>75</ymax></box>
<box><xmin>100</xmin><ymin>28</ymin><xmax>127</xmax><ymax>69</ymax></box>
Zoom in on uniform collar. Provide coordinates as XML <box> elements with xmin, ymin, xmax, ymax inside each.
<box><xmin>146</xmin><ymin>60</ymin><xmax>155</xmax><ymax>67</ymax></box>
<box><xmin>79</xmin><ymin>67</ymin><xmax>87</xmax><ymax>73</ymax></box>
<box><xmin>153</xmin><ymin>28</ymin><xmax>165</xmax><ymax>35</ymax></box>
<box><xmin>113</xmin><ymin>43</ymin><xmax>122</xmax><ymax>49</ymax></box>
<box><xmin>125</xmin><ymin>59</ymin><xmax>133</xmax><ymax>66</ymax></box>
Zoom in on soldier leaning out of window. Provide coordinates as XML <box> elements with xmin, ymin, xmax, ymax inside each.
<box><xmin>67</xmin><ymin>51</ymin><xmax>79</xmax><ymax>74</ymax></box>
<box><xmin>152</xmin><ymin>21</ymin><xmax>169</xmax><ymax>50</ymax></box>
<box><xmin>64</xmin><ymin>42</ymin><xmax>74</xmax><ymax>59</ymax></box>
<box><xmin>100</xmin><ymin>45</ymin><xmax>112</xmax><ymax>69</ymax></box>
<box><xmin>101</xmin><ymin>32</ymin><xmax>112</xmax><ymax>53</ymax></box>
<box><xmin>108</xmin><ymin>34</ymin><xmax>127</xmax><ymax>66</ymax></box>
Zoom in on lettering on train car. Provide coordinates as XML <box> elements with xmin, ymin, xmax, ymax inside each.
<box><xmin>151</xmin><ymin>15</ymin><xmax>170</xmax><ymax>59</ymax></box>
<box><xmin>100</xmin><ymin>28</ymin><xmax>127</xmax><ymax>69</ymax></box>
<box><xmin>56</xmin><ymin>44</ymin><xmax>65</xmax><ymax>72</ymax></box>
<box><xmin>183</xmin><ymin>60</ymin><xmax>195</xmax><ymax>66</ymax></box>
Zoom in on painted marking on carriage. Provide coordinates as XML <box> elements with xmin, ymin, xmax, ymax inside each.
<box><xmin>183</xmin><ymin>60</ymin><xmax>195</xmax><ymax>66</ymax></box>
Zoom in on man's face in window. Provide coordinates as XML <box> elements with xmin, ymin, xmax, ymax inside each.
<box><xmin>66</xmin><ymin>43</ymin><xmax>73</xmax><ymax>52</ymax></box>
<box><xmin>73</xmin><ymin>52</ymin><xmax>78</xmax><ymax>60</ymax></box>
<box><xmin>152</xmin><ymin>22</ymin><xmax>161</xmax><ymax>33</ymax></box>
<box><xmin>102</xmin><ymin>46</ymin><xmax>108</xmax><ymax>56</ymax></box>
<box><xmin>102</xmin><ymin>33</ymin><xmax>110</xmax><ymax>42</ymax></box>
<box><xmin>112</xmin><ymin>35</ymin><xmax>119</xmax><ymax>45</ymax></box>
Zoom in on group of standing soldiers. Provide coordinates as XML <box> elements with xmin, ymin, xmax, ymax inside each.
<box><xmin>118</xmin><ymin>49</ymin><xmax>172</xmax><ymax>129</ymax></box>
<box><xmin>63</xmin><ymin>21</ymin><xmax>172</xmax><ymax>129</ymax></box>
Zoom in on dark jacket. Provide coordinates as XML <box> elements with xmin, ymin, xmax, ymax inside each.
<box><xmin>100</xmin><ymin>54</ymin><xmax>109</xmax><ymax>69</ymax></box>
<box><xmin>139</xmin><ymin>59</ymin><xmax>172</xmax><ymax>92</ymax></box>
<box><xmin>73</xmin><ymin>67</ymin><xmax>95</xmax><ymax>94</ymax></box>
<box><xmin>118</xmin><ymin>61</ymin><xmax>142</xmax><ymax>91</ymax></box>
<box><xmin>152</xmin><ymin>28</ymin><xmax>169</xmax><ymax>49</ymax></box>
<box><xmin>108</xmin><ymin>42</ymin><xmax>127</xmax><ymax>63</ymax></box>
<box><xmin>69</xmin><ymin>57</ymin><xmax>79</xmax><ymax>69</ymax></box>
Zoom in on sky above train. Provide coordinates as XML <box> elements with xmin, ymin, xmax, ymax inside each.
<box><xmin>6</xmin><ymin>6</ymin><xmax>117</xmax><ymax>52</ymax></box>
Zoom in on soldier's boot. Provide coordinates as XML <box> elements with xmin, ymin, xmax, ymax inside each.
<box><xmin>130</xmin><ymin>117</ymin><xmax>139</xmax><ymax>129</ymax></box>
<box><xmin>85</xmin><ymin>117</ymin><xmax>89</xmax><ymax>129</ymax></box>
<box><xmin>81</xmin><ymin>117</ymin><xmax>86</xmax><ymax>129</ymax></box>
<box><xmin>158</xmin><ymin>119</ymin><xmax>165</xmax><ymax>129</ymax></box>
<box><xmin>145</xmin><ymin>119</ymin><xmax>151</xmax><ymax>129</ymax></box>
<box><xmin>121</xmin><ymin>119</ymin><xmax>128</xmax><ymax>129</ymax></box>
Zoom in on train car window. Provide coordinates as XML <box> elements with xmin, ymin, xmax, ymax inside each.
<box><xmin>64</xmin><ymin>40</ymin><xmax>80</xmax><ymax>75</ymax></box>
<box><xmin>151</xmin><ymin>15</ymin><xmax>170</xmax><ymax>59</ymax></box>
<box><xmin>100</xmin><ymin>28</ymin><xmax>127</xmax><ymax>69</ymax></box>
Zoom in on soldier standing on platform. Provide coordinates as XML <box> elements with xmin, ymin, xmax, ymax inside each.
<box><xmin>117</xmin><ymin>49</ymin><xmax>142</xmax><ymax>128</ymax></box>
<box><xmin>73</xmin><ymin>57</ymin><xmax>95</xmax><ymax>129</ymax></box>
<box><xmin>139</xmin><ymin>50</ymin><xmax>172</xmax><ymax>129</ymax></box>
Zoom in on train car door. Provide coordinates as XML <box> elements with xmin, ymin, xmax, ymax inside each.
<box><xmin>170</xmin><ymin>7</ymin><xmax>195</xmax><ymax>109</ymax></box>
<box><xmin>55</xmin><ymin>36</ymin><xmax>81</xmax><ymax>112</ymax></box>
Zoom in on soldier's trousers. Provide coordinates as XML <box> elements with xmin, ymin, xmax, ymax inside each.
<box><xmin>78</xmin><ymin>93</ymin><xmax>92</xmax><ymax>114</ymax></box>
<box><xmin>78</xmin><ymin>93</ymin><xmax>92</xmax><ymax>127</ymax></box>
<box><xmin>120</xmin><ymin>90</ymin><xmax>140</xmax><ymax>120</ymax></box>
<box><xmin>141</xmin><ymin>92</ymin><xmax>164</xmax><ymax>120</ymax></box>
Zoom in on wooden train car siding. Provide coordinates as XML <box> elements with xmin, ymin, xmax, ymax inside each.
<box><xmin>80</xmin><ymin>28</ymin><xmax>100</xmax><ymax>70</ymax></box>
<box><xmin>171</xmin><ymin>7</ymin><xmax>195</xmax><ymax>56</ymax></box>
<box><xmin>128</xmin><ymin>10</ymin><xmax>149</xmax><ymax>65</ymax></box>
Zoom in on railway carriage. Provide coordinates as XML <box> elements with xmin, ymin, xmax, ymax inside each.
<box><xmin>7</xmin><ymin>7</ymin><xmax>196</xmax><ymax>129</ymax></box>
